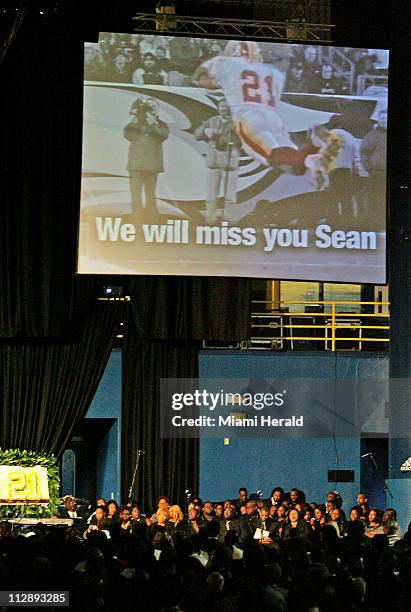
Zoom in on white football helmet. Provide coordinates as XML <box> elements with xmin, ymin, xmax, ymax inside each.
<box><xmin>224</xmin><ymin>40</ymin><xmax>261</xmax><ymax>63</ymax></box>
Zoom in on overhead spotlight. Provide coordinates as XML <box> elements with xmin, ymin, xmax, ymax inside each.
<box><xmin>101</xmin><ymin>285</ymin><xmax>123</xmax><ymax>298</ymax></box>
<box><xmin>286</xmin><ymin>2</ymin><xmax>308</xmax><ymax>41</ymax></box>
<box><xmin>155</xmin><ymin>0</ymin><xmax>176</xmax><ymax>32</ymax></box>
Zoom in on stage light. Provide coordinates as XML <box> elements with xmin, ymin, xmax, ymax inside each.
<box><xmin>101</xmin><ymin>285</ymin><xmax>123</xmax><ymax>298</ymax></box>
<box><xmin>155</xmin><ymin>0</ymin><xmax>176</xmax><ymax>31</ymax></box>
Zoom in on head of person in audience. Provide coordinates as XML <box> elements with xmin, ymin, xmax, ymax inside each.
<box><xmin>114</xmin><ymin>53</ymin><xmax>127</xmax><ymax>71</ymax></box>
<box><xmin>119</xmin><ymin>505</ymin><xmax>131</xmax><ymax>525</ymax></box>
<box><xmin>368</xmin><ymin>508</ymin><xmax>381</xmax><ymax>525</ymax></box>
<box><xmin>325</xmin><ymin>500</ymin><xmax>336</xmax><ymax>515</ymax></box>
<box><xmin>210</xmin><ymin>42</ymin><xmax>223</xmax><ymax>56</ymax></box>
<box><xmin>321</xmin><ymin>63</ymin><xmax>334</xmax><ymax>80</ymax></box>
<box><xmin>259</xmin><ymin>507</ymin><xmax>270</xmax><ymax>523</ymax></box>
<box><xmin>304</xmin><ymin>46</ymin><xmax>318</xmax><ymax>64</ymax></box>
<box><xmin>64</xmin><ymin>496</ymin><xmax>77</xmax><ymax>512</ymax></box>
<box><xmin>94</xmin><ymin>505</ymin><xmax>106</xmax><ymax>523</ymax></box>
<box><xmin>142</xmin><ymin>51</ymin><xmax>157</xmax><ymax>69</ymax></box>
<box><xmin>349</xmin><ymin>506</ymin><xmax>362</xmax><ymax>522</ymax></box>
<box><xmin>95</xmin><ymin>497</ymin><xmax>106</xmax><ymax>508</ymax></box>
<box><xmin>276</xmin><ymin>505</ymin><xmax>287</xmax><ymax>520</ymax></box>
<box><xmin>238</xmin><ymin>487</ymin><xmax>248</xmax><ymax>503</ymax></box>
<box><xmin>239</xmin><ymin>503</ymin><xmax>247</xmax><ymax>515</ymax></box>
<box><xmin>202</xmin><ymin>501</ymin><xmax>214</xmax><ymax>519</ymax></box>
<box><xmin>157</xmin><ymin>496</ymin><xmax>170</xmax><ymax>511</ymax></box>
<box><xmin>330</xmin><ymin>507</ymin><xmax>342</xmax><ymax>523</ymax></box>
<box><xmin>155</xmin><ymin>47</ymin><xmax>167</xmax><ymax>61</ymax></box>
<box><xmin>288</xmin><ymin>508</ymin><xmax>300</xmax><ymax>525</ymax></box>
<box><xmin>188</xmin><ymin>506</ymin><xmax>199</xmax><ymax>522</ymax></box>
<box><xmin>269</xmin><ymin>505</ymin><xmax>277</xmax><ymax>519</ymax></box>
<box><xmin>271</xmin><ymin>487</ymin><xmax>284</xmax><ymax>504</ymax></box>
<box><xmin>169</xmin><ymin>505</ymin><xmax>184</xmax><ymax>525</ymax></box>
<box><xmin>314</xmin><ymin>505</ymin><xmax>326</xmax><ymax>523</ymax></box>
<box><xmin>214</xmin><ymin>502</ymin><xmax>224</xmax><ymax>518</ymax></box>
<box><xmin>131</xmin><ymin>505</ymin><xmax>141</xmax><ymax>520</ymax></box>
<box><xmin>106</xmin><ymin>499</ymin><xmax>119</xmax><ymax>518</ymax></box>
<box><xmin>382</xmin><ymin>508</ymin><xmax>397</xmax><ymax>522</ymax></box>
<box><xmin>223</xmin><ymin>505</ymin><xmax>235</xmax><ymax>519</ymax></box>
<box><xmin>356</xmin><ymin>492</ymin><xmax>368</xmax><ymax>507</ymax></box>
<box><xmin>224</xmin><ymin>499</ymin><xmax>233</xmax><ymax>509</ymax></box>
<box><xmin>290</xmin><ymin>60</ymin><xmax>305</xmax><ymax>81</ymax></box>
<box><xmin>289</xmin><ymin>488</ymin><xmax>300</xmax><ymax>505</ymax></box>
<box><xmin>245</xmin><ymin>500</ymin><xmax>257</xmax><ymax>516</ymax></box>
<box><xmin>303</xmin><ymin>507</ymin><xmax>314</xmax><ymax>522</ymax></box>
<box><xmin>156</xmin><ymin>508</ymin><xmax>170</xmax><ymax>526</ymax></box>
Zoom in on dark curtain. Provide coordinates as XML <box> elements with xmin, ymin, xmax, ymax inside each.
<box><xmin>0</xmin><ymin>13</ymin><xmax>92</xmax><ymax>338</ymax></box>
<box><xmin>128</xmin><ymin>276</ymin><xmax>251</xmax><ymax>341</ymax></box>
<box><xmin>0</xmin><ymin>302</ymin><xmax>124</xmax><ymax>456</ymax></box>
<box><xmin>122</xmin><ymin>332</ymin><xmax>199</xmax><ymax>513</ymax></box>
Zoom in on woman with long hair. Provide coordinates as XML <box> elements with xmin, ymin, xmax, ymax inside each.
<box><xmin>365</xmin><ymin>508</ymin><xmax>383</xmax><ymax>538</ymax></box>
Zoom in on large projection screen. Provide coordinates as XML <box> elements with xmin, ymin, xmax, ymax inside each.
<box><xmin>78</xmin><ymin>34</ymin><xmax>388</xmax><ymax>282</ymax></box>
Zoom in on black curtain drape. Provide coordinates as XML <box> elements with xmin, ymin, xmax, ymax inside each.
<box><xmin>0</xmin><ymin>302</ymin><xmax>125</xmax><ymax>455</ymax></box>
<box><xmin>122</xmin><ymin>331</ymin><xmax>200</xmax><ymax>513</ymax></box>
<box><xmin>0</xmin><ymin>13</ymin><xmax>92</xmax><ymax>338</ymax></box>
<box><xmin>123</xmin><ymin>273</ymin><xmax>251</xmax><ymax>512</ymax></box>
<box><xmin>127</xmin><ymin>276</ymin><xmax>251</xmax><ymax>341</ymax></box>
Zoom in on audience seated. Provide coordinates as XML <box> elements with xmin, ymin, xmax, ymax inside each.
<box><xmin>1</xmin><ymin>486</ymin><xmax>408</xmax><ymax>611</ymax></box>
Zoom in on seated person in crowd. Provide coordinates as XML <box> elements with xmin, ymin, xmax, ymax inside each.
<box><xmin>148</xmin><ymin>507</ymin><xmax>170</xmax><ymax>542</ymax></box>
<box><xmin>150</xmin><ymin>496</ymin><xmax>170</xmax><ymax>523</ymax></box>
<box><xmin>166</xmin><ymin>504</ymin><xmax>191</xmax><ymax>543</ymax></box>
<box><xmin>83</xmin><ymin>505</ymin><xmax>108</xmax><ymax>539</ymax></box>
<box><xmin>253</xmin><ymin>506</ymin><xmax>278</xmax><ymax>545</ymax></box>
<box><xmin>132</xmin><ymin>51</ymin><xmax>168</xmax><ymax>85</ymax></box>
<box><xmin>265</xmin><ymin>487</ymin><xmax>284</xmax><ymax>508</ymax></box>
<box><xmin>365</xmin><ymin>508</ymin><xmax>383</xmax><ymax>538</ymax></box>
<box><xmin>281</xmin><ymin>508</ymin><xmax>310</xmax><ymax>540</ymax></box>
<box><xmin>202</xmin><ymin>500</ymin><xmax>215</xmax><ymax>523</ymax></box>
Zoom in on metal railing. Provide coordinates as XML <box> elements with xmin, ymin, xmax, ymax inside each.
<box><xmin>250</xmin><ymin>300</ymin><xmax>390</xmax><ymax>351</ymax></box>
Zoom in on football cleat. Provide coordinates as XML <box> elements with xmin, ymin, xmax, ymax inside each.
<box><xmin>305</xmin><ymin>126</ymin><xmax>342</xmax><ymax>190</ymax></box>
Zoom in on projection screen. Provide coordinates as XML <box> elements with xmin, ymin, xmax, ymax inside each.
<box><xmin>78</xmin><ymin>34</ymin><xmax>388</xmax><ymax>282</ymax></box>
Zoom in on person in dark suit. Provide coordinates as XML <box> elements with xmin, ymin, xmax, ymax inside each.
<box><xmin>253</xmin><ymin>506</ymin><xmax>278</xmax><ymax>545</ymax></box>
<box><xmin>58</xmin><ymin>495</ymin><xmax>87</xmax><ymax>530</ymax></box>
<box><xmin>233</xmin><ymin>499</ymin><xmax>259</xmax><ymax>546</ymax></box>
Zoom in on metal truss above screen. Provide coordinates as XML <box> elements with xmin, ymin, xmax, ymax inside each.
<box><xmin>172</xmin><ymin>0</ymin><xmax>331</xmax><ymax>25</ymax></box>
<box><xmin>132</xmin><ymin>13</ymin><xmax>333</xmax><ymax>43</ymax></box>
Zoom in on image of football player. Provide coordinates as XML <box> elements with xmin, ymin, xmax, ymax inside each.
<box><xmin>192</xmin><ymin>40</ymin><xmax>341</xmax><ymax>190</ymax></box>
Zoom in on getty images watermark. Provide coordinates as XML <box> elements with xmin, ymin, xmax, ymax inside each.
<box><xmin>169</xmin><ymin>388</ymin><xmax>303</xmax><ymax>430</ymax></box>
<box><xmin>159</xmin><ymin>377</ymin><xmax>392</xmax><ymax>439</ymax></box>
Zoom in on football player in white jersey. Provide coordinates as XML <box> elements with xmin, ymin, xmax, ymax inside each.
<box><xmin>193</xmin><ymin>40</ymin><xmax>341</xmax><ymax>190</ymax></box>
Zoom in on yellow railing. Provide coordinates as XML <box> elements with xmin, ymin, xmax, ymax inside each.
<box><xmin>250</xmin><ymin>300</ymin><xmax>390</xmax><ymax>351</ymax></box>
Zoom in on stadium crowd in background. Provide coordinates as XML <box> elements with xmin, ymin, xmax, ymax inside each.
<box><xmin>84</xmin><ymin>34</ymin><xmax>388</xmax><ymax>98</ymax></box>
<box><xmin>0</xmin><ymin>486</ymin><xmax>409</xmax><ymax>611</ymax></box>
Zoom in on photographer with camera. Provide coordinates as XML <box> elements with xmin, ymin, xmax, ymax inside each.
<box><xmin>123</xmin><ymin>97</ymin><xmax>169</xmax><ymax>220</ymax></box>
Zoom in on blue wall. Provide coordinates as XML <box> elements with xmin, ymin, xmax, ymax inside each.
<box><xmin>199</xmin><ymin>351</ymin><xmax>388</xmax><ymax>513</ymax></box>
<box><xmin>86</xmin><ymin>350</ymin><xmax>122</xmax><ymax>502</ymax></box>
